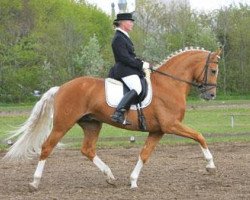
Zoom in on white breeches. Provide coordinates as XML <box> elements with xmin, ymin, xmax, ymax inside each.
<box><xmin>122</xmin><ymin>75</ymin><xmax>142</xmax><ymax>95</ymax></box>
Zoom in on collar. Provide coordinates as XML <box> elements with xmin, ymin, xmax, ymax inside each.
<box><xmin>115</xmin><ymin>28</ymin><xmax>130</xmax><ymax>38</ymax></box>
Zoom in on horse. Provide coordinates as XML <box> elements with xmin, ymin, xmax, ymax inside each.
<box><xmin>3</xmin><ymin>47</ymin><xmax>222</xmax><ymax>191</ymax></box>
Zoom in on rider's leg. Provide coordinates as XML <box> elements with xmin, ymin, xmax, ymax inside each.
<box><xmin>111</xmin><ymin>75</ymin><xmax>141</xmax><ymax>125</ymax></box>
<box><xmin>122</xmin><ymin>75</ymin><xmax>142</xmax><ymax>95</ymax></box>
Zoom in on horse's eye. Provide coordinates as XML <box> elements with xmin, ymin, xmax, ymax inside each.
<box><xmin>211</xmin><ymin>69</ymin><xmax>217</xmax><ymax>75</ymax></box>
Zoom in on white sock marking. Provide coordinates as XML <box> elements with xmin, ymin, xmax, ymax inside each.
<box><xmin>130</xmin><ymin>156</ymin><xmax>143</xmax><ymax>188</ymax></box>
<box><xmin>30</xmin><ymin>160</ymin><xmax>46</xmax><ymax>189</ymax></box>
<box><xmin>93</xmin><ymin>155</ymin><xmax>115</xmax><ymax>180</ymax></box>
<box><xmin>200</xmin><ymin>146</ymin><xmax>216</xmax><ymax>169</ymax></box>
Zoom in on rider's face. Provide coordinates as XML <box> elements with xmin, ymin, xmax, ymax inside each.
<box><xmin>120</xmin><ymin>20</ymin><xmax>134</xmax><ymax>32</ymax></box>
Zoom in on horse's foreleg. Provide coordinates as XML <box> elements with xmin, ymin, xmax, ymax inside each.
<box><xmin>79</xmin><ymin>120</ymin><xmax>116</xmax><ymax>185</ymax></box>
<box><xmin>200</xmin><ymin>146</ymin><xmax>216</xmax><ymax>172</ymax></box>
<box><xmin>169</xmin><ymin>121</ymin><xmax>216</xmax><ymax>172</ymax></box>
<box><xmin>130</xmin><ymin>132</ymin><xmax>163</xmax><ymax>188</ymax></box>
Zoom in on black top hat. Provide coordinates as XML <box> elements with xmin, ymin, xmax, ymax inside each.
<box><xmin>114</xmin><ymin>13</ymin><xmax>134</xmax><ymax>22</ymax></box>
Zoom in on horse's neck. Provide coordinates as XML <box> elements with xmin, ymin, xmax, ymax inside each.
<box><xmin>161</xmin><ymin>53</ymin><xmax>195</xmax><ymax>76</ymax></box>
<box><xmin>151</xmin><ymin>52</ymin><xmax>200</xmax><ymax>98</ymax></box>
<box><xmin>159</xmin><ymin>51</ymin><xmax>208</xmax><ymax>82</ymax></box>
<box><xmin>158</xmin><ymin>54</ymin><xmax>195</xmax><ymax>83</ymax></box>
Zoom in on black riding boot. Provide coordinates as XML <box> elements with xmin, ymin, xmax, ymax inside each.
<box><xmin>111</xmin><ymin>89</ymin><xmax>138</xmax><ymax>125</ymax></box>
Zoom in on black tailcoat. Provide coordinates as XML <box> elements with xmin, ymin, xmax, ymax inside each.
<box><xmin>109</xmin><ymin>30</ymin><xmax>144</xmax><ymax>80</ymax></box>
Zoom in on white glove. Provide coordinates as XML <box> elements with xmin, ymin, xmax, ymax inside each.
<box><xmin>143</xmin><ymin>61</ymin><xmax>150</xmax><ymax>70</ymax></box>
<box><xmin>142</xmin><ymin>62</ymin><xmax>151</xmax><ymax>83</ymax></box>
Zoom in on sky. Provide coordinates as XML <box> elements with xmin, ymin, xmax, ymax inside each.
<box><xmin>85</xmin><ymin>0</ymin><xmax>250</xmax><ymax>15</ymax></box>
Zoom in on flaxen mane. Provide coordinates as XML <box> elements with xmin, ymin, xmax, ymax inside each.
<box><xmin>155</xmin><ymin>47</ymin><xmax>209</xmax><ymax>69</ymax></box>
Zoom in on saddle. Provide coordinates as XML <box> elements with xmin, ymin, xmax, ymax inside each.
<box><xmin>105</xmin><ymin>78</ymin><xmax>153</xmax><ymax>131</ymax></box>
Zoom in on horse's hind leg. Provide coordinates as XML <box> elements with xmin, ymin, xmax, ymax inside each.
<box><xmin>79</xmin><ymin>119</ymin><xmax>116</xmax><ymax>184</ymax></box>
<box><xmin>29</xmin><ymin>127</ymin><xmax>71</xmax><ymax>191</ymax></box>
<box><xmin>169</xmin><ymin>121</ymin><xmax>216</xmax><ymax>172</ymax></box>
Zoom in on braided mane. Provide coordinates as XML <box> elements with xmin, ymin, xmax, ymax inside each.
<box><xmin>156</xmin><ymin>47</ymin><xmax>210</xmax><ymax>69</ymax></box>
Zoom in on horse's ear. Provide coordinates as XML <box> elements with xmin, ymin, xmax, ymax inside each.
<box><xmin>216</xmin><ymin>46</ymin><xmax>223</xmax><ymax>56</ymax></box>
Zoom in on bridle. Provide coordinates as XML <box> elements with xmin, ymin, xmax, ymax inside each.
<box><xmin>149</xmin><ymin>52</ymin><xmax>218</xmax><ymax>93</ymax></box>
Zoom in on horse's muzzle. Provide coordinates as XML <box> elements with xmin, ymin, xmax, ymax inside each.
<box><xmin>200</xmin><ymin>92</ymin><xmax>216</xmax><ymax>101</ymax></box>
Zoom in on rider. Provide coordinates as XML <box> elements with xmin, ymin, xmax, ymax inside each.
<box><xmin>109</xmin><ymin>13</ymin><xmax>150</xmax><ymax>125</ymax></box>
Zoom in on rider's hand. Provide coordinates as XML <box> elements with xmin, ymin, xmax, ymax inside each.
<box><xmin>143</xmin><ymin>62</ymin><xmax>150</xmax><ymax>70</ymax></box>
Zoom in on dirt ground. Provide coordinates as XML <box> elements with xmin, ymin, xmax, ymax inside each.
<box><xmin>0</xmin><ymin>142</ymin><xmax>249</xmax><ymax>200</ymax></box>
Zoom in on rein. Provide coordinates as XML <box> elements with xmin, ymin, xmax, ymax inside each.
<box><xmin>149</xmin><ymin>52</ymin><xmax>217</xmax><ymax>93</ymax></box>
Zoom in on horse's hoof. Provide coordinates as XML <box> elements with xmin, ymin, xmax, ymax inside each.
<box><xmin>28</xmin><ymin>182</ymin><xmax>38</xmax><ymax>192</ymax></box>
<box><xmin>130</xmin><ymin>182</ymin><xmax>138</xmax><ymax>189</ymax></box>
<box><xmin>206</xmin><ymin>167</ymin><xmax>216</xmax><ymax>174</ymax></box>
<box><xmin>106</xmin><ymin>178</ymin><xmax>117</xmax><ymax>186</ymax></box>
<box><xmin>130</xmin><ymin>185</ymin><xmax>138</xmax><ymax>189</ymax></box>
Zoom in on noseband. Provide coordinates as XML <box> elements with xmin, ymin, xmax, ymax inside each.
<box><xmin>150</xmin><ymin>52</ymin><xmax>218</xmax><ymax>93</ymax></box>
<box><xmin>196</xmin><ymin>52</ymin><xmax>218</xmax><ymax>93</ymax></box>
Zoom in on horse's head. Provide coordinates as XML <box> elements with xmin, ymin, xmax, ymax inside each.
<box><xmin>151</xmin><ymin>47</ymin><xmax>222</xmax><ymax>101</ymax></box>
<box><xmin>194</xmin><ymin>48</ymin><xmax>222</xmax><ymax>101</ymax></box>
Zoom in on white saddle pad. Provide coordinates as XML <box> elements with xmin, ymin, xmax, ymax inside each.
<box><xmin>105</xmin><ymin>78</ymin><xmax>152</xmax><ymax>110</ymax></box>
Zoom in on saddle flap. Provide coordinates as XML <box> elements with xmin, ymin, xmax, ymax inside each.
<box><xmin>105</xmin><ymin>78</ymin><xmax>152</xmax><ymax>110</ymax></box>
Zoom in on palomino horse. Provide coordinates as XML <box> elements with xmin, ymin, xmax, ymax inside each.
<box><xmin>4</xmin><ymin>47</ymin><xmax>221</xmax><ymax>190</ymax></box>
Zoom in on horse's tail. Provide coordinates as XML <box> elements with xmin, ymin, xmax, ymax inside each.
<box><xmin>3</xmin><ymin>86</ymin><xmax>60</xmax><ymax>161</ymax></box>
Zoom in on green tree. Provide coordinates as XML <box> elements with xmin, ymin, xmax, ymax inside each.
<box><xmin>215</xmin><ymin>4</ymin><xmax>250</xmax><ymax>95</ymax></box>
<box><xmin>0</xmin><ymin>0</ymin><xmax>113</xmax><ymax>102</ymax></box>
<box><xmin>74</xmin><ymin>35</ymin><xmax>104</xmax><ymax>76</ymax></box>
<box><xmin>142</xmin><ymin>35</ymin><xmax>167</xmax><ymax>63</ymax></box>
<box><xmin>133</xmin><ymin>0</ymin><xmax>218</xmax><ymax>62</ymax></box>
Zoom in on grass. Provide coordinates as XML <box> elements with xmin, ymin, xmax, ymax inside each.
<box><xmin>184</xmin><ymin>108</ymin><xmax>250</xmax><ymax>134</ymax></box>
<box><xmin>0</xmin><ymin>99</ymin><xmax>250</xmax><ymax>149</ymax></box>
